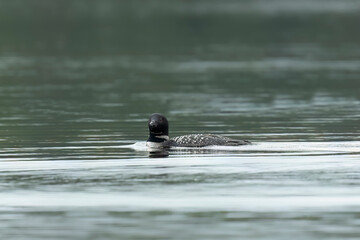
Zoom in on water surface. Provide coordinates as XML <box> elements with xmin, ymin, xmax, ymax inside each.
<box><xmin>0</xmin><ymin>0</ymin><xmax>360</xmax><ymax>239</ymax></box>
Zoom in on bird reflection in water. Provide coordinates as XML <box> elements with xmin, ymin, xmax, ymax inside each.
<box><xmin>147</xmin><ymin>147</ymin><xmax>170</xmax><ymax>158</ymax></box>
<box><xmin>147</xmin><ymin>146</ymin><xmax>247</xmax><ymax>158</ymax></box>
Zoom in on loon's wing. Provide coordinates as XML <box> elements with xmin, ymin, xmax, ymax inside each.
<box><xmin>206</xmin><ymin>134</ymin><xmax>251</xmax><ymax>146</ymax></box>
<box><xmin>171</xmin><ymin>134</ymin><xmax>250</xmax><ymax>147</ymax></box>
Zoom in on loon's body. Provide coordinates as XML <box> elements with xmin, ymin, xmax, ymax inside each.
<box><xmin>146</xmin><ymin>113</ymin><xmax>251</xmax><ymax>148</ymax></box>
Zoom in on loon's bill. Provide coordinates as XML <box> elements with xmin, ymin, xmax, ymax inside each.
<box><xmin>146</xmin><ymin>113</ymin><xmax>251</xmax><ymax>148</ymax></box>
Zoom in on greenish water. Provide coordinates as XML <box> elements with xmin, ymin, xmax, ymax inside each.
<box><xmin>1</xmin><ymin>0</ymin><xmax>360</xmax><ymax>239</ymax></box>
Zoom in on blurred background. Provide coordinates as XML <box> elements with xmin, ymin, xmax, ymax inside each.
<box><xmin>1</xmin><ymin>0</ymin><xmax>360</xmax><ymax>150</ymax></box>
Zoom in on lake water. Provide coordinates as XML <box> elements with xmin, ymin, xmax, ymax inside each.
<box><xmin>1</xmin><ymin>0</ymin><xmax>360</xmax><ymax>239</ymax></box>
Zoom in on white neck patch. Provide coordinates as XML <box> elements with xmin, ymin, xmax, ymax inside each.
<box><xmin>155</xmin><ymin>135</ymin><xmax>169</xmax><ymax>140</ymax></box>
<box><xmin>146</xmin><ymin>141</ymin><xmax>164</xmax><ymax>148</ymax></box>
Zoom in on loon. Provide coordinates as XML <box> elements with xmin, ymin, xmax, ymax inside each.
<box><xmin>146</xmin><ymin>113</ymin><xmax>251</xmax><ymax>148</ymax></box>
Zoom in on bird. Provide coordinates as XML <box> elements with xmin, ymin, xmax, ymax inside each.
<box><xmin>146</xmin><ymin>113</ymin><xmax>251</xmax><ymax>148</ymax></box>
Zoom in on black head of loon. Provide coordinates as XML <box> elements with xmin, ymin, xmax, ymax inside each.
<box><xmin>147</xmin><ymin>113</ymin><xmax>170</xmax><ymax>143</ymax></box>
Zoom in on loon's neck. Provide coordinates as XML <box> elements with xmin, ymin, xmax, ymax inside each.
<box><xmin>147</xmin><ymin>134</ymin><xmax>169</xmax><ymax>143</ymax></box>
